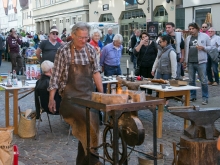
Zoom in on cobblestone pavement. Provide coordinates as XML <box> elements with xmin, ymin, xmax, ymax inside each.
<box><xmin>1</xmin><ymin>58</ymin><xmax>220</xmax><ymax>165</ymax></box>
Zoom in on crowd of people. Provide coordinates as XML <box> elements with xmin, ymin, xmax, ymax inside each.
<box><xmin>0</xmin><ymin>21</ymin><xmax>220</xmax><ymax>164</ymax></box>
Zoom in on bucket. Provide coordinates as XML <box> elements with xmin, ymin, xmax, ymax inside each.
<box><xmin>138</xmin><ymin>153</ymin><xmax>164</xmax><ymax>165</ymax></box>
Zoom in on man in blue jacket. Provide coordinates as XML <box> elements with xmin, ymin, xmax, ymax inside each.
<box><xmin>103</xmin><ymin>28</ymin><xmax>115</xmax><ymax>46</ymax></box>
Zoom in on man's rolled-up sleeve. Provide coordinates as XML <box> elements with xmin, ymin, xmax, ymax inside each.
<box><xmin>48</xmin><ymin>48</ymin><xmax>64</xmax><ymax>91</ymax></box>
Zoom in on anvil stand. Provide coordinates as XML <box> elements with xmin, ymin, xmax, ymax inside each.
<box><xmin>70</xmin><ymin>97</ymin><xmax>165</xmax><ymax>165</ymax></box>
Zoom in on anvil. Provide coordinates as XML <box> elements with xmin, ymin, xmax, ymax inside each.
<box><xmin>169</xmin><ymin>107</ymin><xmax>220</xmax><ymax>139</ymax></box>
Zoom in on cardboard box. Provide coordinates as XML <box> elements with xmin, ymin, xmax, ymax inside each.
<box><xmin>169</xmin><ymin>80</ymin><xmax>188</xmax><ymax>87</ymax></box>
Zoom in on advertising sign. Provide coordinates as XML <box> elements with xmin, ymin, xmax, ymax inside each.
<box><xmin>26</xmin><ymin>64</ymin><xmax>41</xmax><ymax>80</ymax></box>
<box><xmin>147</xmin><ymin>22</ymin><xmax>158</xmax><ymax>37</ymax></box>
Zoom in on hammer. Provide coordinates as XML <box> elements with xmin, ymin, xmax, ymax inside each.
<box><xmin>168</xmin><ymin>105</ymin><xmax>200</xmax><ymax>111</ymax></box>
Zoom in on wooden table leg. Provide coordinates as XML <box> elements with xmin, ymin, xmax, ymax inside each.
<box><xmin>184</xmin><ymin>90</ymin><xmax>190</xmax><ymax>129</ymax></box>
<box><xmin>13</xmin><ymin>90</ymin><xmax>19</xmax><ymax>134</ymax></box>
<box><xmin>104</xmin><ymin>83</ymin><xmax>111</xmax><ymax>123</ymax></box>
<box><xmin>157</xmin><ymin>92</ymin><xmax>164</xmax><ymax>138</ymax></box>
<box><xmin>5</xmin><ymin>90</ymin><xmax>9</xmax><ymax>127</ymax></box>
<box><xmin>107</xmin><ymin>83</ymin><xmax>111</xmax><ymax>94</ymax></box>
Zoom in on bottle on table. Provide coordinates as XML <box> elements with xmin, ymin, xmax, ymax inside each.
<box><xmin>12</xmin><ymin>70</ymin><xmax>18</xmax><ymax>86</ymax></box>
<box><xmin>6</xmin><ymin>71</ymin><xmax>12</xmax><ymax>86</ymax></box>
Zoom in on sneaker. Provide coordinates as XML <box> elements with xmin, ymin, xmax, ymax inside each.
<box><xmin>212</xmin><ymin>82</ymin><xmax>218</xmax><ymax>86</ymax></box>
<box><xmin>190</xmin><ymin>98</ymin><xmax>197</xmax><ymax>102</ymax></box>
<box><xmin>208</xmin><ymin>81</ymin><xmax>213</xmax><ymax>85</ymax></box>
<box><xmin>202</xmin><ymin>99</ymin><xmax>208</xmax><ymax>105</ymax></box>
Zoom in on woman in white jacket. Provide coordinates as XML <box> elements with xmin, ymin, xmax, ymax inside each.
<box><xmin>151</xmin><ymin>35</ymin><xmax>177</xmax><ymax>80</ymax></box>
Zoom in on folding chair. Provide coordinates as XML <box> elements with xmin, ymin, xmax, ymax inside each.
<box><xmin>35</xmin><ymin>96</ymin><xmax>72</xmax><ymax>142</ymax></box>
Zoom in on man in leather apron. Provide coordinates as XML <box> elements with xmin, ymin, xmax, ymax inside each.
<box><xmin>48</xmin><ymin>22</ymin><xmax>103</xmax><ymax>165</ymax></box>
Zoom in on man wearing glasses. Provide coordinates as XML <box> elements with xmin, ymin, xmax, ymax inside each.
<box><xmin>36</xmin><ymin>26</ymin><xmax>61</xmax><ymax>63</ymax></box>
<box><xmin>200</xmin><ymin>23</ymin><xmax>210</xmax><ymax>36</ymax></box>
<box><xmin>184</xmin><ymin>22</ymin><xmax>211</xmax><ymax>105</ymax></box>
<box><xmin>48</xmin><ymin>22</ymin><xmax>103</xmax><ymax>164</ymax></box>
<box><xmin>206</xmin><ymin>27</ymin><xmax>220</xmax><ymax>86</ymax></box>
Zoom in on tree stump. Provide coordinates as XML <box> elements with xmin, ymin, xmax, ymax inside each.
<box><xmin>178</xmin><ymin>135</ymin><xmax>220</xmax><ymax>165</ymax></box>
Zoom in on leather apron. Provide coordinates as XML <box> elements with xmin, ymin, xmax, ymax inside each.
<box><xmin>60</xmin><ymin>43</ymin><xmax>100</xmax><ymax>165</ymax></box>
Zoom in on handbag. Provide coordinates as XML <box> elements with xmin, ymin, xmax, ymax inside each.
<box><xmin>134</xmin><ymin>42</ymin><xmax>150</xmax><ymax>76</ymax></box>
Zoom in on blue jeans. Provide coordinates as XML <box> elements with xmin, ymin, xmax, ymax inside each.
<box><xmin>176</xmin><ymin>62</ymin><xmax>182</xmax><ymax>79</ymax></box>
<box><xmin>130</xmin><ymin>53</ymin><xmax>137</xmax><ymax>69</ymax></box>
<box><xmin>104</xmin><ymin>64</ymin><xmax>121</xmax><ymax>76</ymax></box>
<box><xmin>0</xmin><ymin>50</ymin><xmax>2</xmax><ymax>66</ymax></box>
<box><xmin>188</xmin><ymin>62</ymin><xmax>208</xmax><ymax>100</ymax></box>
<box><xmin>34</xmin><ymin>43</ymin><xmax>39</xmax><ymax>49</ymax></box>
<box><xmin>156</xmin><ymin>72</ymin><xmax>171</xmax><ymax>80</ymax></box>
<box><xmin>206</xmin><ymin>54</ymin><xmax>219</xmax><ymax>84</ymax></box>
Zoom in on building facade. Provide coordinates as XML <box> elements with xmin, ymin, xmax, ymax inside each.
<box><xmin>183</xmin><ymin>0</ymin><xmax>220</xmax><ymax>31</ymax></box>
<box><xmin>0</xmin><ymin>0</ymin><xmax>22</xmax><ymax>32</ymax></box>
<box><xmin>89</xmin><ymin>0</ymin><xmax>183</xmax><ymax>53</ymax></box>
<box><xmin>0</xmin><ymin>0</ymin><xmax>8</xmax><ymax>32</ymax></box>
<box><xmin>33</xmin><ymin>0</ymin><xmax>90</xmax><ymax>35</ymax></box>
<box><xmin>21</xmin><ymin>0</ymin><xmax>35</xmax><ymax>34</ymax></box>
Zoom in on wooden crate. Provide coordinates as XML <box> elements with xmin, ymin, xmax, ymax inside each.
<box><xmin>169</xmin><ymin>80</ymin><xmax>188</xmax><ymax>87</ymax></box>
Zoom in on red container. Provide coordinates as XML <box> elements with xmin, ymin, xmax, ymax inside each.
<box><xmin>13</xmin><ymin>145</ymin><xmax>19</xmax><ymax>165</ymax></box>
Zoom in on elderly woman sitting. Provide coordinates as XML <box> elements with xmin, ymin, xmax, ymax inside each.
<box><xmin>35</xmin><ymin>60</ymin><xmax>61</xmax><ymax>119</ymax></box>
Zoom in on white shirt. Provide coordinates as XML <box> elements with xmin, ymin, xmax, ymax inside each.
<box><xmin>210</xmin><ymin>34</ymin><xmax>220</xmax><ymax>52</ymax></box>
<box><xmin>39</xmin><ymin>34</ymin><xmax>45</xmax><ymax>41</ymax></box>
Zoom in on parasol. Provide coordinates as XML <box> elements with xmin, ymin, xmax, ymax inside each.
<box><xmin>205</xmin><ymin>12</ymin><xmax>212</xmax><ymax>26</ymax></box>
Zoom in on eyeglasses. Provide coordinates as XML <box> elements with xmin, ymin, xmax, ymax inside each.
<box><xmin>208</xmin><ymin>31</ymin><xmax>214</xmax><ymax>32</ymax></box>
<box><xmin>74</xmin><ymin>34</ymin><xmax>89</xmax><ymax>40</ymax></box>
<box><xmin>52</xmin><ymin>32</ymin><xmax>58</xmax><ymax>35</ymax></box>
<box><xmin>202</xmin><ymin>27</ymin><xmax>207</xmax><ymax>28</ymax></box>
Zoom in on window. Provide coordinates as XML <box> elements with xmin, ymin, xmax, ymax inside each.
<box><xmin>78</xmin><ymin>17</ymin><xmax>82</xmax><ymax>21</ymax></box>
<box><xmin>154</xmin><ymin>6</ymin><xmax>168</xmax><ymax>17</ymax></box>
<box><xmin>125</xmin><ymin>0</ymin><xmax>137</xmax><ymax>6</ymax></box>
<box><xmin>44</xmin><ymin>0</ymin><xmax>50</xmax><ymax>6</ymax></box>
<box><xmin>36</xmin><ymin>0</ymin><xmax>41</xmax><ymax>8</ymax></box>
<box><xmin>176</xmin><ymin>8</ymin><xmax>185</xmax><ymax>30</ymax></box>
<box><xmin>100</xmin><ymin>14</ymin><xmax>114</xmax><ymax>22</ymax></box>
<box><xmin>195</xmin><ymin>8</ymin><xmax>211</xmax><ymax>27</ymax></box>
<box><xmin>72</xmin><ymin>17</ymin><xmax>76</xmax><ymax>24</ymax></box>
<box><xmin>122</xmin><ymin>9</ymin><xmax>146</xmax><ymax>20</ymax></box>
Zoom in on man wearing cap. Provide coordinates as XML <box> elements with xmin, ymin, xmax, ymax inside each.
<box><xmin>36</xmin><ymin>26</ymin><xmax>61</xmax><ymax>63</ymax></box>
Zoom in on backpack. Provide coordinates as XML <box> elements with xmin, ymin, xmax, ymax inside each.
<box><xmin>34</xmin><ymin>35</ymin><xmax>38</xmax><ymax>39</ymax></box>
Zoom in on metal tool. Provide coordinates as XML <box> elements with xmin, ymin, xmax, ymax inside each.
<box><xmin>169</xmin><ymin>107</ymin><xmax>220</xmax><ymax>139</ymax></box>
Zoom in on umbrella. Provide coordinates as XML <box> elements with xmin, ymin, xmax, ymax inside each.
<box><xmin>205</xmin><ymin>12</ymin><xmax>212</xmax><ymax>26</ymax></box>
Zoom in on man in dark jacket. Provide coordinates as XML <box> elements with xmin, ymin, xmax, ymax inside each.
<box><xmin>130</xmin><ymin>29</ymin><xmax>141</xmax><ymax>69</ymax></box>
<box><xmin>8</xmin><ymin>28</ymin><xmax>22</xmax><ymax>73</ymax></box>
<box><xmin>35</xmin><ymin>60</ymin><xmax>61</xmax><ymax>119</ymax></box>
<box><xmin>103</xmin><ymin>28</ymin><xmax>115</xmax><ymax>46</ymax></box>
